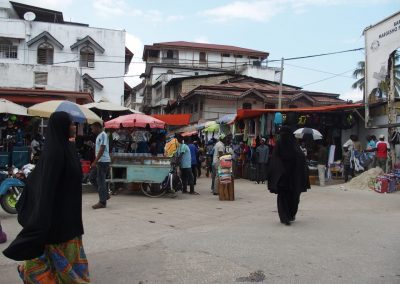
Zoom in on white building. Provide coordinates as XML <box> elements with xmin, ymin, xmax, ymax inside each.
<box><xmin>139</xmin><ymin>41</ymin><xmax>279</xmax><ymax>114</ymax></box>
<box><xmin>0</xmin><ymin>1</ymin><xmax>131</xmax><ymax>104</ymax></box>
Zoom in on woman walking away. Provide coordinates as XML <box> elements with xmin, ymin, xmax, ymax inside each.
<box><xmin>3</xmin><ymin>112</ymin><xmax>90</xmax><ymax>283</ymax></box>
<box><xmin>267</xmin><ymin>126</ymin><xmax>310</xmax><ymax>226</ymax></box>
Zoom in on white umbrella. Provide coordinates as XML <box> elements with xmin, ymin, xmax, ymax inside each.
<box><xmin>294</xmin><ymin>128</ymin><xmax>323</xmax><ymax>140</ymax></box>
<box><xmin>83</xmin><ymin>100</ymin><xmax>130</xmax><ymax>112</ymax></box>
<box><xmin>0</xmin><ymin>98</ymin><xmax>28</xmax><ymax>116</ymax></box>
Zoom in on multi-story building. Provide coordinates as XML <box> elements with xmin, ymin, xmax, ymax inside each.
<box><xmin>0</xmin><ymin>1</ymin><xmax>132</xmax><ymax>105</ymax></box>
<box><xmin>168</xmin><ymin>75</ymin><xmax>345</xmax><ymax>124</ymax></box>
<box><xmin>139</xmin><ymin>41</ymin><xmax>279</xmax><ymax>114</ymax></box>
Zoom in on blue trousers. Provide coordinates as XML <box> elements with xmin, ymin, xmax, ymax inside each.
<box><xmin>90</xmin><ymin>162</ymin><xmax>110</xmax><ymax>204</ymax></box>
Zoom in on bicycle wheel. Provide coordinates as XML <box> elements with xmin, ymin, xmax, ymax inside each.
<box><xmin>141</xmin><ymin>183</ymin><xmax>166</xmax><ymax>198</ymax></box>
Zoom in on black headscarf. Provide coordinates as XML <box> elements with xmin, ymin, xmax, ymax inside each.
<box><xmin>4</xmin><ymin>112</ymin><xmax>83</xmax><ymax>261</ymax></box>
<box><xmin>267</xmin><ymin>126</ymin><xmax>310</xmax><ymax>194</ymax></box>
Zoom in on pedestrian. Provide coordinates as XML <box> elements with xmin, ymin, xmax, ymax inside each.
<box><xmin>205</xmin><ymin>140</ymin><xmax>215</xmax><ymax>177</ymax></box>
<box><xmin>376</xmin><ymin>134</ymin><xmax>390</xmax><ymax>173</ymax></box>
<box><xmin>3</xmin><ymin>112</ymin><xmax>90</xmax><ymax>283</ymax></box>
<box><xmin>177</xmin><ymin>135</ymin><xmax>199</xmax><ymax>195</ymax></box>
<box><xmin>90</xmin><ymin>122</ymin><xmax>111</xmax><ymax>209</ymax></box>
<box><xmin>188</xmin><ymin>138</ymin><xmax>199</xmax><ymax>185</ymax></box>
<box><xmin>267</xmin><ymin>126</ymin><xmax>310</xmax><ymax>225</ymax></box>
<box><xmin>343</xmin><ymin>145</ymin><xmax>352</xmax><ymax>182</ymax></box>
<box><xmin>255</xmin><ymin>138</ymin><xmax>269</xmax><ymax>184</ymax></box>
<box><xmin>211</xmin><ymin>134</ymin><xmax>226</xmax><ymax>195</ymax></box>
<box><xmin>317</xmin><ymin>141</ymin><xmax>329</xmax><ymax>186</ymax></box>
<box><xmin>196</xmin><ymin>141</ymin><xmax>203</xmax><ymax>177</ymax></box>
<box><xmin>365</xmin><ymin>135</ymin><xmax>377</xmax><ymax>169</ymax></box>
<box><xmin>0</xmin><ymin>220</ymin><xmax>6</xmax><ymax>244</ymax></box>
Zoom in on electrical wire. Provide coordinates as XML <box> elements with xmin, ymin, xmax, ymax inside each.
<box><xmin>300</xmin><ymin>68</ymin><xmax>356</xmax><ymax>87</ymax></box>
<box><xmin>265</xmin><ymin>47</ymin><xmax>364</xmax><ymax>63</ymax></box>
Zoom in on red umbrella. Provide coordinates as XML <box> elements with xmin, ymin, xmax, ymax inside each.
<box><xmin>105</xmin><ymin>113</ymin><xmax>165</xmax><ymax>129</ymax></box>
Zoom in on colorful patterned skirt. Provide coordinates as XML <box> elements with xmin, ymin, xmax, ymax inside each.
<box><xmin>19</xmin><ymin>237</ymin><xmax>90</xmax><ymax>284</ymax></box>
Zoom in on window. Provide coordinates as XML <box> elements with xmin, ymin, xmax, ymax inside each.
<box><xmin>199</xmin><ymin>52</ymin><xmax>207</xmax><ymax>64</ymax></box>
<box><xmin>83</xmin><ymin>82</ymin><xmax>94</xmax><ymax>95</ymax></box>
<box><xmin>34</xmin><ymin>72</ymin><xmax>48</xmax><ymax>85</ymax></box>
<box><xmin>242</xmin><ymin>102</ymin><xmax>252</xmax><ymax>109</ymax></box>
<box><xmin>166</xmin><ymin>50</ymin><xmax>174</xmax><ymax>59</ymax></box>
<box><xmin>194</xmin><ymin>103</ymin><xmax>198</xmax><ymax>112</ymax></box>
<box><xmin>37</xmin><ymin>42</ymin><xmax>54</xmax><ymax>65</ymax></box>
<box><xmin>148</xmin><ymin>50</ymin><xmax>159</xmax><ymax>58</ymax></box>
<box><xmin>0</xmin><ymin>38</ymin><xmax>17</xmax><ymax>59</ymax></box>
<box><xmin>248</xmin><ymin>56</ymin><xmax>259</xmax><ymax>60</ymax></box>
<box><xmin>234</xmin><ymin>54</ymin><xmax>243</xmax><ymax>58</ymax></box>
<box><xmin>200</xmin><ymin>102</ymin><xmax>204</xmax><ymax>111</ymax></box>
<box><xmin>165</xmin><ymin>86</ymin><xmax>170</xmax><ymax>98</ymax></box>
<box><xmin>80</xmin><ymin>46</ymin><xmax>95</xmax><ymax>68</ymax></box>
<box><xmin>289</xmin><ymin>105</ymin><xmax>298</xmax><ymax>109</ymax></box>
<box><xmin>221</xmin><ymin>53</ymin><xmax>230</xmax><ymax>57</ymax></box>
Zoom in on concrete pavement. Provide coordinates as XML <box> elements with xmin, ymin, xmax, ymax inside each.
<box><xmin>1</xmin><ymin>177</ymin><xmax>400</xmax><ymax>283</ymax></box>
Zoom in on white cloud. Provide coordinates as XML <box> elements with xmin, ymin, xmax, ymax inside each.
<box><xmin>193</xmin><ymin>36</ymin><xmax>210</xmax><ymax>44</ymax></box>
<box><xmin>125</xmin><ymin>33</ymin><xmax>145</xmax><ymax>87</ymax></box>
<box><xmin>201</xmin><ymin>0</ymin><xmax>394</xmax><ymax>22</ymax></box>
<box><xmin>340</xmin><ymin>89</ymin><xmax>363</xmax><ymax>102</ymax></box>
<box><xmin>92</xmin><ymin>0</ymin><xmax>182</xmax><ymax>23</ymax></box>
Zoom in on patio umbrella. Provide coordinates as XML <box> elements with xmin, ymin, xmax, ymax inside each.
<box><xmin>294</xmin><ymin>128</ymin><xmax>323</xmax><ymax>140</ymax></box>
<box><xmin>217</xmin><ymin>114</ymin><xmax>236</xmax><ymax>125</ymax></box>
<box><xmin>83</xmin><ymin>99</ymin><xmax>137</xmax><ymax>112</ymax></box>
<box><xmin>105</xmin><ymin>113</ymin><xmax>165</xmax><ymax>129</ymax></box>
<box><xmin>28</xmin><ymin>100</ymin><xmax>102</xmax><ymax>124</ymax></box>
<box><xmin>0</xmin><ymin>98</ymin><xmax>28</xmax><ymax>116</ymax></box>
<box><xmin>204</xmin><ymin>121</ymin><xmax>219</xmax><ymax>133</ymax></box>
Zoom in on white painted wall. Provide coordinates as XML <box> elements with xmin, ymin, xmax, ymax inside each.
<box><xmin>0</xmin><ymin>63</ymin><xmax>80</xmax><ymax>90</ymax></box>
<box><xmin>0</xmin><ymin>10</ymin><xmax>126</xmax><ymax>104</ymax></box>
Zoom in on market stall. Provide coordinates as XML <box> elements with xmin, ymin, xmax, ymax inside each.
<box><xmin>104</xmin><ymin>113</ymin><xmax>172</xmax><ymax>197</ymax></box>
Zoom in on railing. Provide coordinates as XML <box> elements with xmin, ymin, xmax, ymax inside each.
<box><xmin>0</xmin><ymin>44</ymin><xmax>18</xmax><ymax>59</ymax></box>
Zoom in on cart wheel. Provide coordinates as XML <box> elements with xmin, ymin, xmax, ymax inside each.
<box><xmin>141</xmin><ymin>183</ymin><xmax>166</xmax><ymax>198</ymax></box>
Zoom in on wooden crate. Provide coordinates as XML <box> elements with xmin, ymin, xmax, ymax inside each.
<box><xmin>309</xmin><ymin>175</ymin><xmax>318</xmax><ymax>185</ymax></box>
<box><xmin>218</xmin><ymin>178</ymin><xmax>235</xmax><ymax>201</ymax></box>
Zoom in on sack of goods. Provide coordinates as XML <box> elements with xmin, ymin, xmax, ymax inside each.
<box><xmin>218</xmin><ymin>155</ymin><xmax>232</xmax><ymax>184</ymax></box>
<box><xmin>164</xmin><ymin>138</ymin><xmax>179</xmax><ymax>157</ymax></box>
<box><xmin>374</xmin><ymin>174</ymin><xmax>397</xmax><ymax>194</ymax></box>
<box><xmin>219</xmin><ymin>154</ymin><xmax>232</xmax><ymax>169</ymax></box>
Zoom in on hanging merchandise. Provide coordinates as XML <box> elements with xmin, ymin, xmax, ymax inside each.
<box><xmin>341</xmin><ymin>113</ymin><xmax>356</xmax><ymax>129</ymax></box>
<box><xmin>274</xmin><ymin>112</ymin><xmax>283</xmax><ymax>126</ymax></box>
<box><xmin>260</xmin><ymin>114</ymin><xmax>266</xmax><ymax>137</ymax></box>
<box><xmin>286</xmin><ymin>113</ymin><xmax>299</xmax><ymax>126</ymax></box>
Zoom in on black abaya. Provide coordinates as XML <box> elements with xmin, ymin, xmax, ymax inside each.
<box><xmin>267</xmin><ymin>127</ymin><xmax>309</xmax><ymax>224</ymax></box>
<box><xmin>3</xmin><ymin>112</ymin><xmax>83</xmax><ymax>261</ymax></box>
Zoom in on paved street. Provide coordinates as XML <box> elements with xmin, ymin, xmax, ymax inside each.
<box><xmin>1</xmin><ymin>177</ymin><xmax>400</xmax><ymax>284</ymax></box>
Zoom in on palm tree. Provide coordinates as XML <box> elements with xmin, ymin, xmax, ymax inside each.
<box><xmin>352</xmin><ymin>51</ymin><xmax>400</xmax><ymax>97</ymax></box>
<box><xmin>352</xmin><ymin>61</ymin><xmax>365</xmax><ymax>91</ymax></box>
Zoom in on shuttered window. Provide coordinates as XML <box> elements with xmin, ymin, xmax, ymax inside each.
<box><xmin>37</xmin><ymin>42</ymin><xmax>54</xmax><ymax>65</ymax></box>
<box><xmin>34</xmin><ymin>72</ymin><xmax>48</xmax><ymax>85</ymax></box>
<box><xmin>0</xmin><ymin>38</ymin><xmax>17</xmax><ymax>59</ymax></box>
<box><xmin>80</xmin><ymin>46</ymin><xmax>95</xmax><ymax>68</ymax></box>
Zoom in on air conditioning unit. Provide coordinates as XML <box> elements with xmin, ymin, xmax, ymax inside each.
<box><xmin>87</xmin><ymin>62</ymin><xmax>95</xmax><ymax>68</ymax></box>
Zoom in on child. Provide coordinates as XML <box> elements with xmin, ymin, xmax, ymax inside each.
<box><xmin>0</xmin><ymin>220</ymin><xmax>7</xmax><ymax>244</ymax></box>
<box><xmin>343</xmin><ymin>146</ymin><xmax>352</xmax><ymax>182</ymax></box>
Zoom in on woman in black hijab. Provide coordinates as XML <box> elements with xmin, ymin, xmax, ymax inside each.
<box><xmin>3</xmin><ymin>112</ymin><xmax>90</xmax><ymax>283</ymax></box>
<box><xmin>267</xmin><ymin>126</ymin><xmax>310</xmax><ymax>225</ymax></box>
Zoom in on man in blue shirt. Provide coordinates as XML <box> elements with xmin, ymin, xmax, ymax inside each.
<box><xmin>90</xmin><ymin>122</ymin><xmax>111</xmax><ymax>209</ymax></box>
<box><xmin>188</xmin><ymin>139</ymin><xmax>199</xmax><ymax>185</ymax></box>
<box><xmin>177</xmin><ymin>135</ymin><xmax>198</xmax><ymax>195</ymax></box>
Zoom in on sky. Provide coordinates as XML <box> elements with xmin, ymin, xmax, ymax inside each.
<box><xmin>19</xmin><ymin>0</ymin><xmax>399</xmax><ymax>101</ymax></box>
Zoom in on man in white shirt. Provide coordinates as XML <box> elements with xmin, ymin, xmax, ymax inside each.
<box><xmin>211</xmin><ymin>134</ymin><xmax>226</xmax><ymax>195</ymax></box>
<box><xmin>90</xmin><ymin>122</ymin><xmax>111</xmax><ymax>209</ymax></box>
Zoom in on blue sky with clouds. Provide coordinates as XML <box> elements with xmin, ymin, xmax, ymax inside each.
<box><xmin>20</xmin><ymin>0</ymin><xmax>399</xmax><ymax>100</ymax></box>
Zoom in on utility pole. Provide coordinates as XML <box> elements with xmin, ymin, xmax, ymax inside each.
<box><xmin>278</xmin><ymin>57</ymin><xmax>284</xmax><ymax>109</ymax></box>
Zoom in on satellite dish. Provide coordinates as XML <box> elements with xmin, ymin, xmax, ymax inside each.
<box><xmin>24</xmin><ymin>12</ymin><xmax>36</xmax><ymax>21</ymax></box>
